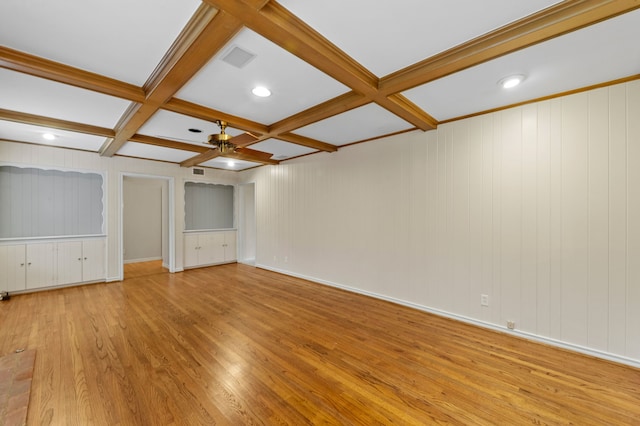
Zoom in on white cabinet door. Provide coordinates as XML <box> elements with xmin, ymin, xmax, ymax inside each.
<box><xmin>57</xmin><ymin>241</ymin><xmax>83</xmax><ymax>285</ymax></box>
<box><xmin>223</xmin><ymin>231</ymin><xmax>237</xmax><ymax>262</ymax></box>
<box><xmin>209</xmin><ymin>232</ymin><xmax>226</xmax><ymax>264</ymax></box>
<box><xmin>0</xmin><ymin>245</ymin><xmax>26</xmax><ymax>292</ymax></box>
<box><xmin>82</xmin><ymin>239</ymin><xmax>105</xmax><ymax>282</ymax></box>
<box><xmin>184</xmin><ymin>234</ymin><xmax>200</xmax><ymax>268</ymax></box>
<box><xmin>26</xmin><ymin>243</ymin><xmax>56</xmax><ymax>289</ymax></box>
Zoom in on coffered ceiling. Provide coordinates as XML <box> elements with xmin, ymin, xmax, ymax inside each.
<box><xmin>1</xmin><ymin>0</ymin><xmax>639</xmax><ymax>171</ymax></box>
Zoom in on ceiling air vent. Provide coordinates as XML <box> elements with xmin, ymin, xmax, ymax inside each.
<box><xmin>221</xmin><ymin>46</ymin><xmax>256</xmax><ymax>69</ymax></box>
<box><xmin>192</xmin><ymin>167</ymin><xmax>205</xmax><ymax>176</ymax></box>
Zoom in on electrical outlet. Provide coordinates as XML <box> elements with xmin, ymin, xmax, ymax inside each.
<box><xmin>507</xmin><ymin>320</ymin><xmax>516</xmax><ymax>330</ymax></box>
<box><xmin>480</xmin><ymin>294</ymin><xmax>489</xmax><ymax>306</ymax></box>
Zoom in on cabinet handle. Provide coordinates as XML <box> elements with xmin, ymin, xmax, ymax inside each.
<box><xmin>20</xmin><ymin>263</ymin><xmax>24</xmax><ymax>266</ymax></box>
<box><xmin>28</xmin><ymin>262</ymin><xmax>31</xmax><ymax>266</ymax></box>
<box><xmin>78</xmin><ymin>258</ymin><xmax>82</xmax><ymax>261</ymax></box>
<box><xmin>84</xmin><ymin>257</ymin><xmax>87</xmax><ymax>260</ymax></box>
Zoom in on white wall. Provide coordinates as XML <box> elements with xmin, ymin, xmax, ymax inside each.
<box><xmin>240</xmin><ymin>80</ymin><xmax>640</xmax><ymax>365</ymax></box>
<box><xmin>0</xmin><ymin>142</ymin><xmax>239</xmax><ymax>280</ymax></box>
<box><xmin>238</xmin><ymin>183</ymin><xmax>256</xmax><ymax>262</ymax></box>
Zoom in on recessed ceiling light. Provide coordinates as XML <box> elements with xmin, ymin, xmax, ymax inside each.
<box><xmin>499</xmin><ymin>74</ymin><xmax>525</xmax><ymax>89</ymax></box>
<box><xmin>252</xmin><ymin>86</ymin><xmax>271</xmax><ymax>97</ymax></box>
<box><xmin>42</xmin><ymin>133</ymin><xmax>56</xmax><ymax>140</ymax></box>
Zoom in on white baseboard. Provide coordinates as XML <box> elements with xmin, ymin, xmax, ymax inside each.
<box><xmin>256</xmin><ymin>264</ymin><xmax>640</xmax><ymax>369</ymax></box>
<box><xmin>124</xmin><ymin>256</ymin><xmax>162</xmax><ymax>264</ymax></box>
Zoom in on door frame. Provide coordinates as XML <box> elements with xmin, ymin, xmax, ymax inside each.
<box><xmin>119</xmin><ymin>172</ymin><xmax>175</xmax><ymax>280</ymax></box>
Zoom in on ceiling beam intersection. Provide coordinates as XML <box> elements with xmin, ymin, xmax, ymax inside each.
<box><xmin>203</xmin><ymin>0</ymin><xmax>436</xmax><ymax>131</ymax></box>
<box><xmin>100</xmin><ymin>4</ymin><xmax>242</xmax><ymax>157</ymax></box>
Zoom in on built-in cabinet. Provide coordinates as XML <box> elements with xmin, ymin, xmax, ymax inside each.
<box><xmin>0</xmin><ymin>238</ymin><xmax>106</xmax><ymax>293</ymax></box>
<box><xmin>184</xmin><ymin>230</ymin><xmax>236</xmax><ymax>269</ymax></box>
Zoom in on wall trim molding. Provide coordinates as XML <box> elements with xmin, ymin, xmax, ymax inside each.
<box><xmin>124</xmin><ymin>256</ymin><xmax>162</xmax><ymax>264</ymax></box>
<box><xmin>256</xmin><ymin>264</ymin><xmax>640</xmax><ymax>370</ymax></box>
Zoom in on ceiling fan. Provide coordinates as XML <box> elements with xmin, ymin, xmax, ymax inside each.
<box><xmin>180</xmin><ymin>120</ymin><xmax>278</xmax><ymax>167</ymax></box>
<box><xmin>206</xmin><ymin>120</ymin><xmax>246</xmax><ymax>153</ymax></box>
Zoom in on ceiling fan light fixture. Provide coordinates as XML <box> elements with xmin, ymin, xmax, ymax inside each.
<box><xmin>227</xmin><ymin>160</ymin><xmax>236</xmax><ymax>167</ymax></box>
<box><xmin>252</xmin><ymin>86</ymin><xmax>271</xmax><ymax>97</ymax></box>
<box><xmin>204</xmin><ymin>119</ymin><xmax>246</xmax><ymax>156</ymax></box>
<box><xmin>499</xmin><ymin>74</ymin><xmax>526</xmax><ymax>89</ymax></box>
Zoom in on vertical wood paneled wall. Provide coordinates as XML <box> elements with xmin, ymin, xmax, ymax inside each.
<box><xmin>241</xmin><ymin>81</ymin><xmax>640</xmax><ymax>364</ymax></box>
<box><xmin>0</xmin><ymin>143</ymin><xmax>238</xmax><ymax>280</ymax></box>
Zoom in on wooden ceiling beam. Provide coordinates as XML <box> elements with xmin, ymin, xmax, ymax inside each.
<box><xmin>384</xmin><ymin>94</ymin><xmax>438</xmax><ymax>130</ymax></box>
<box><xmin>0</xmin><ymin>46</ymin><xmax>145</xmax><ymax>102</ymax></box>
<box><xmin>129</xmin><ymin>134</ymin><xmax>209</xmax><ymax>153</ymax></box>
<box><xmin>0</xmin><ymin>108</ymin><xmax>115</xmax><ymax>138</ymax></box>
<box><xmin>268</xmin><ymin>91</ymin><xmax>368</xmax><ymax>137</ymax></box>
<box><xmin>379</xmin><ymin>0</ymin><xmax>640</xmax><ymax>95</ymax></box>
<box><xmin>276</xmin><ymin>133</ymin><xmax>338</xmax><ymax>153</ymax></box>
<box><xmin>100</xmin><ymin>5</ymin><xmax>244</xmax><ymax>157</ymax></box>
<box><xmin>164</xmin><ymin>98</ymin><xmax>269</xmax><ymax>135</ymax></box>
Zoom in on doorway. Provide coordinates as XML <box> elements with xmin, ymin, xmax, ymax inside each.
<box><xmin>120</xmin><ymin>174</ymin><xmax>175</xmax><ymax>280</ymax></box>
<box><xmin>238</xmin><ymin>183</ymin><xmax>256</xmax><ymax>265</ymax></box>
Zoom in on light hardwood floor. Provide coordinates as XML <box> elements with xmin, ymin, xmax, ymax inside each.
<box><xmin>0</xmin><ymin>262</ymin><xmax>639</xmax><ymax>425</ymax></box>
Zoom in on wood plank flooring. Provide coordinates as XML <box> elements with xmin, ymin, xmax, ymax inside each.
<box><xmin>0</xmin><ymin>262</ymin><xmax>639</xmax><ymax>425</ymax></box>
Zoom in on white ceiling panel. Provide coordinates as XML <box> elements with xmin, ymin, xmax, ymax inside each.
<box><xmin>295</xmin><ymin>104</ymin><xmax>413</xmax><ymax>146</ymax></box>
<box><xmin>0</xmin><ymin>0</ymin><xmax>203</xmax><ymax>85</ymax></box>
<box><xmin>403</xmin><ymin>9</ymin><xmax>640</xmax><ymax>121</ymax></box>
<box><xmin>0</xmin><ymin>69</ymin><xmax>131</xmax><ymax>128</ymax></box>
<box><xmin>278</xmin><ymin>0</ymin><xmax>561</xmax><ymax>77</ymax></box>
<box><xmin>0</xmin><ymin>120</ymin><xmax>105</xmax><ymax>152</ymax></box>
<box><xmin>200</xmin><ymin>157</ymin><xmax>261</xmax><ymax>171</ymax></box>
<box><xmin>116</xmin><ymin>142</ymin><xmax>196</xmax><ymax>163</ymax></box>
<box><xmin>139</xmin><ymin>110</ymin><xmax>246</xmax><ymax>146</ymax></box>
<box><xmin>249</xmin><ymin>139</ymin><xmax>318</xmax><ymax>160</ymax></box>
<box><xmin>176</xmin><ymin>28</ymin><xmax>350</xmax><ymax>124</ymax></box>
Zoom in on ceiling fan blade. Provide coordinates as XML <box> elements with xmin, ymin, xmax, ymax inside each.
<box><xmin>235</xmin><ymin>147</ymin><xmax>274</xmax><ymax>161</ymax></box>
<box><xmin>180</xmin><ymin>148</ymin><xmax>221</xmax><ymax>168</ymax></box>
<box><xmin>225</xmin><ymin>148</ymin><xmax>279</xmax><ymax>165</ymax></box>
<box><xmin>230</xmin><ymin>132</ymin><xmax>259</xmax><ymax>147</ymax></box>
